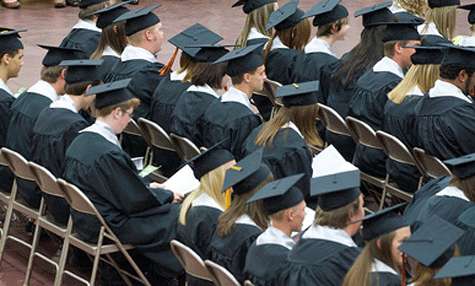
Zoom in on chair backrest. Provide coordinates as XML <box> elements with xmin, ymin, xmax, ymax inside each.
<box><xmin>205</xmin><ymin>260</ymin><xmax>241</xmax><ymax>286</ymax></box>
<box><xmin>0</xmin><ymin>149</ymin><xmax>8</xmax><ymax>167</ymax></box>
<box><xmin>170</xmin><ymin>240</ymin><xmax>213</xmax><ymax>281</ymax></box>
<box><xmin>254</xmin><ymin>79</ymin><xmax>282</xmax><ymax>108</ymax></box>
<box><xmin>244</xmin><ymin>281</ymin><xmax>255</xmax><ymax>286</ymax></box>
<box><xmin>123</xmin><ymin>118</ymin><xmax>147</xmax><ymax>139</ymax></box>
<box><xmin>29</xmin><ymin>162</ymin><xmax>65</xmax><ymax>199</ymax></box>
<box><xmin>345</xmin><ymin>117</ymin><xmax>383</xmax><ymax>149</ymax></box>
<box><xmin>376</xmin><ymin>131</ymin><xmax>417</xmax><ymax>167</ymax></box>
<box><xmin>137</xmin><ymin>118</ymin><xmax>177</xmax><ymax>152</ymax></box>
<box><xmin>170</xmin><ymin>134</ymin><xmax>201</xmax><ymax>161</ymax></box>
<box><xmin>413</xmin><ymin>148</ymin><xmax>452</xmax><ymax>179</ymax></box>
<box><xmin>318</xmin><ymin>104</ymin><xmax>353</xmax><ymax>137</ymax></box>
<box><xmin>1</xmin><ymin>147</ymin><xmax>36</xmax><ymax>181</ymax></box>
<box><xmin>57</xmin><ymin>179</ymin><xmax>98</xmax><ymax>217</ymax></box>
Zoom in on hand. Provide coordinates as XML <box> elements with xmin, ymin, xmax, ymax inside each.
<box><xmin>172</xmin><ymin>191</ymin><xmax>184</xmax><ymax>203</ymax></box>
<box><xmin>149</xmin><ymin>182</ymin><xmax>163</xmax><ymax>189</ymax></box>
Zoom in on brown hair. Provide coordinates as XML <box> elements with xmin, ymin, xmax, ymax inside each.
<box><xmin>184</xmin><ymin>61</ymin><xmax>227</xmax><ymax>89</ymax></box>
<box><xmin>177</xmin><ymin>52</ymin><xmax>193</xmax><ymax>74</ymax></box>
<box><xmin>383</xmin><ymin>40</ymin><xmax>411</xmax><ymax>57</ymax></box>
<box><xmin>451</xmin><ymin>176</ymin><xmax>475</xmax><ymax>202</ymax></box>
<box><xmin>411</xmin><ymin>262</ymin><xmax>452</xmax><ymax>286</ymax></box>
<box><xmin>236</xmin><ymin>3</ymin><xmax>276</xmax><ymax>48</ymax></box>
<box><xmin>40</xmin><ymin>65</ymin><xmax>64</xmax><ymax>84</ymax></box>
<box><xmin>64</xmin><ymin>80</ymin><xmax>101</xmax><ymax>96</ymax></box>
<box><xmin>96</xmin><ymin>97</ymin><xmax>140</xmax><ymax>117</ymax></box>
<box><xmin>91</xmin><ymin>23</ymin><xmax>128</xmax><ymax>60</ymax></box>
<box><xmin>317</xmin><ymin>17</ymin><xmax>349</xmax><ymax>38</ymax></box>
<box><xmin>315</xmin><ymin>197</ymin><xmax>361</xmax><ymax>229</ymax></box>
<box><xmin>79</xmin><ymin>2</ymin><xmax>107</xmax><ymax>20</ymax></box>
<box><xmin>264</xmin><ymin>19</ymin><xmax>311</xmax><ymax>60</ymax></box>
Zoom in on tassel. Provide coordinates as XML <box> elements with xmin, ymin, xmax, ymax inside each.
<box><xmin>159</xmin><ymin>47</ymin><xmax>179</xmax><ymax>76</ymax></box>
<box><xmin>400</xmin><ymin>254</ymin><xmax>407</xmax><ymax>286</ymax></box>
<box><xmin>225</xmin><ymin>188</ymin><xmax>232</xmax><ymax>209</ymax></box>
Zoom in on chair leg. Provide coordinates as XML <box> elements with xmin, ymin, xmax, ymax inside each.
<box><xmin>104</xmin><ymin>253</ymin><xmax>133</xmax><ymax>286</ymax></box>
<box><xmin>54</xmin><ymin>217</ymin><xmax>73</xmax><ymax>286</ymax></box>
<box><xmin>0</xmin><ymin>181</ymin><xmax>17</xmax><ymax>264</ymax></box>
<box><xmin>90</xmin><ymin>228</ymin><xmax>105</xmax><ymax>286</ymax></box>
<box><xmin>379</xmin><ymin>175</ymin><xmax>390</xmax><ymax>210</ymax></box>
<box><xmin>117</xmin><ymin>245</ymin><xmax>151</xmax><ymax>286</ymax></box>
<box><xmin>417</xmin><ymin>176</ymin><xmax>424</xmax><ymax>190</ymax></box>
<box><xmin>23</xmin><ymin>199</ymin><xmax>45</xmax><ymax>285</ymax></box>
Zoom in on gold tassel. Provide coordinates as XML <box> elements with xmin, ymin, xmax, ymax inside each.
<box><xmin>225</xmin><ymin>188</ymin><xmax>232</xmax><ymax>209</ymax></box>
<box><xmin>159</xmin><ymin>47</ymin><xmax>179</xmax><ymax>76</ymax></box>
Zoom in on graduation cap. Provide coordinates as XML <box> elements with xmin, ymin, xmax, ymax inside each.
<box><xmin>221</xmin><ymin>149</ymin><xmax>272</xmax><ymax>195</ymax></box>
<box><xmin>444</xmin><ymin>153</ymin><xmax>475</xmax><ymax>179</ymax></box>
<box><xmin>60</xmin><ymin>59</ymin><xmax>103</xmax><ymax>84</ymax></box>
<box><xmin>247</xmin><ymin>174</ymin><xmax>305</xmax><ymax>215</ymax></box>
<box><xmin>421</xmin><ymin>34</ymin><xmax>452</xmax><ymax>46</ymax></box>
<box><xmin>459</xmin><ymin>3</ymin><xmax>475</xmax><ymax>25</ymax></box>
<box><xmin>434</xmin><ymin>256</ymin><xmax>475</xmax><ymax>285</ymax></box>
<box><xmin>184</xmin><ymin>44</ymin><xmax>232</xmax><ymax>63</ymax></box>
<box><xmin>275</xmin><ymin>81</ymin><xmax>320</xmax><ymax>107</ymax></box>
<box><xmin>382</xmin><ymin>19</ymin><xmax>421</xmax><ymax>42</ymax></box>
<box><xmin>168</xmin><ymin>23</ymin><xmax>223</xmax><ymax>59</ymax></box>
<box><xmin>86</xmin><ymin>78</ymin><xmax>135</xmax><ymax>109</ymax></box>
<box><xmin>305</xmin><ymin>0</ymin><xmax>349</xmax><ymax>27</ymax></box>
<box><xmin>399</xmin><ymin>216</ymin><xmax>464</xmax><ymax>268</ymax></box>
<box><xmin>457</xmin><ymin>205</ymin><xmax>475</xmax><ymax>228</ymax></box>
<box><xmin>213</xmin><ymin>43</ymin><xmax>265</xmax><ymax>77</ymax></box>
<box><xmin>362</xmin><ymin>203</ymin><xmax>408</xmax><ymax>241</ymax></box>
<box><xmin>266</xmin><ymin>0</ymin><xmax>307</xmax><ymax>31</ymax></box>
<box><xmin>428</xmin><ymin>0</ymin><xmax>460</xmax><ymax>9</ymax></box>
<box><xmin>93</xmin><ymin>0</ymin><xmax>132</xmax><ymax>29</ymax></box>
<box><xmin>38</xmin><ymin>45</ymin><xmax>86</xmax><ymax>67</ymax></box>
<box><xmin>232</xmin><ymin>0</ymin><xmax>277</xmax><ymax>14</ymax></box>
<box><xmin>440</xmin><ymin>44</ymin><xmax>475</xmax><ymax>68</ymax></box>
<box><xmin>187</xmin><ymin>139</ymin><xmax>235</xmax><ymax>179</ymax></box>
<box><xmin>0</xmin><ymin>28</ymin><xmax>26</xmax><ymax>54</ymax></box>
<box><xmin>114</xmin><ymin>4</ymin><xmax>161</xmax><ymax>36</ymax></box>
<box><xmin>354</xmin><ymin>1</ymin><xmax>395</xmax><ymax>28</ymax></box>
<box><xmin>78</xmin><ymin>0</ymin><xmax>106</xmax><ymax>8</ymax></box>
<box><xmin>310</xmin><ymin>170</ymin><xmax>361</xmax><ymax>211</ymax></box>
<box><xmin>409</xmin><ymin>46</ymin><xmax>446</xmax><ymax>65</ymax></box>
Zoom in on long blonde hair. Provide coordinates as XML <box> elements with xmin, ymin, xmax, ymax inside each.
<box><xmin>236</xmin><ymin>3</ymin><xmax>276</xmax><ymax>48</ymax></box>
<box><xmin>396</xmin><ymin>0</ymin><xmax>428</xmax><ymax>17</ymax></box>
<box><xmin>423</xmin><ymin>6</ymin><xmax>457</xmax><ymax>40</ymax></box>
<box><xmin>388</xmin><ymin>64</ymin><xmax>440</xmax><ymax>104</ymax></box>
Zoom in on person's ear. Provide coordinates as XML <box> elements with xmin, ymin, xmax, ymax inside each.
<box><xmin>459</xmin><ymin>69</ymin><xmax>469</xmax><ymax>84</ymax></box>
<box><xmin>376</xmin><ymin>238</ymin><xmax>382</xmax><ymax>250</ymax></box>
<box><xmin>60</xmin><ymin>68</ymin><xmax>67</xmax><ymax>80</ymax></box>
<box><xmin>1</xmin><ymin>53</ymin><xmax>12</xmax><ymax>65</ymax></box>
<box><xmin>112</xmin><ymin>24</ymin><xmax>118</xmax><ymax>34</ymax></box>
<box><xmin>394</xmin><ymin>42</ymin><xmax>403</xmax><ymax>55</ymax></box>
<box><xmin>243</xmin><ymin>72</ymin><xmax>252</xmax><ymax>83</ymax></box>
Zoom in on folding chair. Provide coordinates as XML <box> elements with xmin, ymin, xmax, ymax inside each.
<box><xmin>170</xmin><ymin>240</ymin><xmax>213</xmax><ymax>283</ymax></box>
<box><xmin>120</xmin><ymin>119</ymin><xmax>152</xmax><ymax>165</ymax></box>
<box><xmin>244</xmin><ymin>280</ymin><xmax>255</xmax><ymax>286</ymax></box>
<box><xmin>0</xmin><ymin>150</ymin><xmax>13</xmax><ymax>236</ymax></box>
<box><xmin>170</xmin><ymin>134</ymin><xmax>201</xmax><ymax>161</ymax></box>
<box><xmin>58</xmin><ymin>179</ymin><xmax>151</xmax><ymax>286</ymax></box>
<box><xmin>318</xmin><ymin>104</ymin><xmax>354</xmax><ymax>138</ymax></box>
<box><xmin>252</xmin><ymin>79</ymin><xmax>283</xmax><ymax>119</ymax></box>
<box><xmin>412</xmin><ymin>148</ymin><xmax>452</xmax><ymax>179</ymax></box>
<box><xmin>205</xmin><ymin>260</ymin><xmax>241</xmax><ymax>286</ymax></box>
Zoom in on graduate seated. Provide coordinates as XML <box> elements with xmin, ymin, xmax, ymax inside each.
<box><xmin>244</xmin><ymin>174</ymin><xmax>306</xmax><ymax>286</ymax></box>
<box><xmin>343</xmin><ymin>204</ymin><xmax>411</xmax><ymax>286</ymax></box>
<box><xmin>455</xmin><ymin>206</ymin><xmax>475</xmax><ymax>275</ymax></box>
<box><xmin>64</xmin><ymin>79</ymin><xmax>184</xmax><ymax>283</ymax></box>
<box><xmin>233</xmin><ymin>0</ymin><xmax>277</xmax><ymax>47</ymax></box>
<box><xmin>418</xmin><ymin>0</ymin><xmax>458</xmax><ymax>39</ymax></box>
<box><xmin>434</xmin><ymin>255</ymin><xmax>475</xmax><ymax>286</ymax></box>
<box><xmin>454</xmin><ymin>4</ymin><xmax>475</xmax><ymax>46</ymax></box>
<box><xmin>209</xmin><ymin>149</ymin><xmax>272</xmax><ymax>283</ymax></box>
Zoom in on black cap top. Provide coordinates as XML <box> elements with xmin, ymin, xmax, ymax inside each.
<box><xmin>213</xmin><ymin>43</ymin><xmax>265</xmax><ymax>77</ymax></box>
<box><xmin>0</xmin><ymin>28</ymin><xmax>25</xmax><ymax>54</ymax></box>
<box><xmin>428</xmin><ymin>0</ymin><xmax>460</xmax><ymax>9</ymax></box>
<box><xmin>266</xmin><ymin>0</ymin><xmax>307</xmax><ymax>31</ymax></box>
<box><xmin>444</xmin><ymin>153</ymin><xmax>475</xmax><ymax>179</ymax></box>
<box><xmin>38</xmin><ymin>45</ymin><xmax>86</xmax><ymax>67</ymax></box>
<box><xmin>93</xmin><ymin>0</ymin><xmax>132</xmax><ymax>29</ymax></box>
<box><xmin>60</xmin><ymin>59</ymin><xmax>103</xmax><ymax>85</ymax></box>
<box><xmin>440</xmin><ymin>44</ymin><xmax>475</xmax><ymax>69</ymax></box>
<box><xmin>458</xmin><ymin>206</ymin><xmax>475</xmax><ymax>228</ymax></box>
<box><xmin>305</xmin><ymin>0</ymin><xmax>349</xmax><ymax>27</ymax></box>
<box><xmin>187</xmin><ymin>140</ymin><xmax>235</xmax><ymax>179</ymax></box>
<box><xmin>410</xmin><ymin>46</ymin><xmax>446</xmax><ymax>65</ymax></box>
<box><xmin>311</xmin><ymin>170</ymin><xmax>361</xmax><ymax>211</ymax></box>
<box><xmin>354</xmin><ymin>1</ymin><xmax>395</xmax><ymax>28</ymax></box>
<box><xmin>362</xmin><ymin>203</ymin><xmax>408</xmax><ymax>241</ymax></box>
<box><xmin>232</xmin><ymin>0</ymin><xmax>277</xmax><ymax>14</ymax></box>
<box><xmin>184</xmin><ymin>44</ymin><xmax>231</xmax><ymax>63</ymax></box>
<box><xmin>434</xmin><ymin>256</ymin><xmax>475</xmax><ymax>285</ymax></box>
<box><xmin>382</xmin><ymin>18</ymin><xmax>421</xmax><ymax>42</ymax></box>
<box><xmin>399</xmin><ymin>216</ymin><xmax>464</xmax><ymax>267</ymax></box>
<box><xmin>114</xmin><ymin>4</ymin><xmax>161</xmax><ymax>36</ymax></box>
<box><xmin>276</xmin><ymin>81</ymin><xmax>320</xmax><ymax>107</ymax></box>
<box><xmin>169</xmin><ymin>23</ymin><xmax>223</xmax><ymax>58</ymax></box>
<box><xmin>78</xmin><ymin>0</ymin><xmax>106</xmax><ymax>8</ymax></box>
<box><xmin>86</xmin><ymin>78</ymin><xmax>135</xmax><ymax>109</ymax></box>
<box><xmin>459</xmin><ymin>3</ymin><xmax>475</xmax><ymax>24</ymax></box>
<box><xmin>221</xmin><ymin>149</ymin><xmax>272</xmax><ymax>195</ymax></box>
<box><xmin>247</xmin><ymin>174</ymin><xmax>305</xmax><ymax>215</ymax></box>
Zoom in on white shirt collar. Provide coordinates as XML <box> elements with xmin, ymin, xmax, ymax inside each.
<box><xmin>186</xmin><ymin>84</ymin><xmax>220</xmax><ymax>98</ymax></box>
<box><xmin>80</xmin><ymin>120</ymin><xmax>121</xmax><ymax>147</ymax></box>
<box><xmin>302</xmin><ymin>225</ymin><xmax>357</xmax><ymax>247</ymax></box>
<box><xmin>72</xmin><ymin>19</ymin><xmax>101</xmax><ymax>33</ymax></box>
<box><xmin>371</xmin><ymin>259</ymin><xmax>399</xmax><ymax>275</ymax></box>
<box><xmin>248</xmin><ymin>27</ymin><xmax>269</xmax><ymax>41</ymax></box>
<box><xmin>256</xmin><ymin>226</ymin><xmax>295</xmax><ymax>249</ymax></box>
<box><xmin>0</xmin><ymin>79</ymin><xmax>13</xmax><ymax>96</ymax></box>
<box><xmin>389</xmin><ymin>2</ymin><xmax>407</xmax><ymax>13</ymax></box>
<box><xmin>429</xmin><ymin>80</ymin><xmax>472</xmax><ymax>103</ymax></box>
<box><xmin>407</xmin><ymin>85</ymin><xmax>424</xmax><ymax>97</ymax></box>
<box><xmin>435</xmin><ymin>186</ymin><xmax>470</xmax><ymax>202</ymax></box>
<box><xmin>373</xmin><ymin>56</ymin><xmax>404</xmax><ymax>78</ymax></box>
<box><xmin>305</xmin><ymin>37</ymin><xmax>335</xmax><ymax>56</ymax></box>
<box><xmin>27</xmin><ymin>80</ymin><xmax>59</xmax><ymax>102</ymax></box>
<box><xmin>221</xmin><ymin>86</ymin><xmax>253</xmax><ymax>110</ymax></box>
<box><xmin>102</xmin><ymin>45</ymin><xmax>120</xmax><ymax>58</ymax></box>
<box><xmin>50</xmin><ymin>95</ymin><xmax>78</xmax><ymax>113</ymax></box>
<box><xmin>235</xmin><ymin>214</ymin><xmax>262</xmax><ymax>229</ymax></box>
<box><xmin>169</xmin><ymin>70</ymin><xmax>187</xmax><ymax>81</ymax></box>
<box><xmin>191</xmin><ymin>192</ymin><xmax>224</xmax><ymax>211</ymax></box>
<box><xmin>271</xmin><ymin>36</ymin><xmax>290</xmax><ymax>51</ymax></box>
<box><xmin>457</xmin><ymin>36</ymin><xmax>475</xmax><ymax>47</ymax></box>
<box><xmin>417</xmin><ymin>22</ymin><xmax>443</xmax><ymax>37</ymax></box>
<box><xmin>121</xmin><ymin>45</ymin><xmax>157</xmax><ymax>63</ymax></box>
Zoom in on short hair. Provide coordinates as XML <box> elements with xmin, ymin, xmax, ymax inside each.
<box><xmin>96</xmin><ymin>97</ymin><xmax>140</xmax><ymax>117</ymax></box>
<box><xmin>316</xmin><ymin>17</ymin><xmax>349</xmax><ymax>38</ymax></box>
<box><xmin>127</xmin><ymin>29</ymin><xmax>145</xmax><ymax>45</ymax></box>
<box><xmin>315</xmin><ymin>196</ymin><xmax>361</xmax><ymax>229</ymax></box>
<box><xmin>184</xmin><ymin>61</ymin><xmax>227</xmax><ymax>89</ymax></box>
<box><xmin>64</xmin><ymin>80</ymin><xmax>101</xmax><ymax>96</ymax></box>
<box><xmin>40</xmin><ymin>66</ymin><xmax>64</xmax><ymax>84</ymax></box>
<box><xmin>79</xmin><ymin>2</ymin><xmax>107</xmax><ymax>20</ymax></box>
<box><xmin>384</xmin><ymin>40</ymin><xmax>411</xmax><ymax>57</ymax></box>
<box><xmin>440</xmin><ymin>64</ymin><xmax>475</xmax><ymax>80</ymax></box>
<box><xmin>0</xmin><ymin>50</ymin><xmax>19</xmax><ymax>64</ymax></box>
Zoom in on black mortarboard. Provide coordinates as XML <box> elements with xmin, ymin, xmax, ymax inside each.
<box><xmin>247</xmin><ymin>174</ymin><xmax>305</xmax><ymax>215</ymax></box>
<box><xmin>86</xmin><ymin>78</ymin><xmax>135</xmax><ymax>109</ymax></box>
<box><xmin>78</xmin><ymin>0</ymin><xmax>105</xmax><ymax>8</ymax></box>
<box><xmin>187</xmin><ymin>140</ymin><xmax>235</xmax><ymax>179</ymax></box>
<box><xmin>428</xmin><ymin>0</ymin><xmax>460</xmax><ymax>9</ymax></box>
<box><xmin>354</xmin><ymin>1</ymin><xmax>395</xmax><ymax>28</ymax></box>
<box><xmin>440</xmin><ymin>44</ymin><xmax>475</xmax><ymax>68</ymax></box>
<box><xmin>362</xmin><ymin>203</ymin><xmax>408</xmax><ymax>241</ymax></box>
<box><xmin>382</xmin><ymin>19</ymin><xmax>421</xmax><ymax>42</ymax></box>
<box><xmin>169</xmin><ymin>24</ymin><xmax>223</xmax><ymax>59</ymax></box>
<box><xmin>421</xmin><ymin>34</ymin><xmax>452</xmax><ymax>46</ymax></box>
<box><xmin>213</xmin><ymin>43</ymin><xmax>265</xmax><ymax>77</ymax></box>
<box><xmin>459</xmin><ymin>3</ymin><xmax>475</xmax><ymax>25</ymax></box>
<box><xmin>305</xmin><ymin>0</ymin><xmax>349</xmax><ymax>27</ymax></box>
<box><xmin>38</xmin><ymin>45</ymin><xmax>86</xmax><ymax>67</ymax></box>
<box><xmin>458</xmin><ymin>206</ymin><xmax>475</xmax><ymax>228</ymax></box>
<box><xmin>0</xmin><ymin>28</ymin><xmax>25</xmax><ymax>54</ymax></box>
<box><xmin>409</xmin><ymin>46</ymin><xmax>446</xmax><ymax>65</ymax></box>
<box><xmin>184</xmin><ymin>44</ymin><xmax>231</xmax><ymax>63</ymax></box>
<box><xmin>444</xmin><ymin>153</ymin><xmax>475</xmax><ymax>179</ymax></box>
<box><xmin>276</xmin><ymin>81</ymin><xmax>320</xmax><ymax>107</ymax></box>
<box><xmin>60</xmin><ymin>59</ymin><xmax>103</xmax><ymax>84</ymax></box>
<box><xmin>221</xmin><ymin>149</ymin><xmax>272</xmax><ymax>195</ymax></box>
<box><xmin>114</xmin><ymin>4</ymin><xmax>160</xmax><ymax>36</ymax></box>
<box><xmin>434</xmin><ymin>256</ymin><xmax>475</xmax><ymax>286</ymax></box>
<box><xmin>232</xmin><ymin>0</ymin><xmax>277</xmax><ymax>14</ymax></box>
<box><xmin>266</xmin><ymin>0</ymin><xmax>307</xmax><ymax>31</ymax></box>
<box><xmin>93</xmin><ymin>0</ymin><xmax>131</xmax><ymax>29</ymax></box>
<box><xmin>311</xmin><ymin>170</ymin><xmax>361</xmax><ymax>211</ymax></box>
<box><xmin>399</xmin><ymin>216</ymin><xmax>464</xmax><ymax>267</ymax></box>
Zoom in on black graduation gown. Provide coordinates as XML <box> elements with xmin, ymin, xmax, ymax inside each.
<box><xmin>98</xmin><ymin>55</ymin><xmax>120</xmax><ymax>81</ymax></box>
<box><xmin>455</xmin><ymin>212</ymin><xmax>475</xmax><ymax>273</ymax></box>
<box><xmin>265</xmin><ymin>48</ymin><xmax>308</xmax><ymax>85</ymax></box>
<box><xmin>5</xmin><ymin>92</ymin><xmax>53</xmax><ymax>208</ymax></box>
<box><xmin>414</xmin><ymin>96</ymin><xmax>475</xmax><ymax>160</ymax></box>
<box><xmin>209</xmin><ymin>222</ymin><xmax>262</xmax><ymax>283</ymax></box>
<box><xmin>369</xmin><ymin>272</ymin><xmax>401</xmax><ymax>286</ymax></box>
<box><xmin>104</xmin><ymin>59</ymin><xmax>164</xmax><ymax>157</ymax></box>
<box><xmin>349</xmin><ymin>71</ymin><xmax>402</xmax><ymax>178</ymax></box>
<box><xmin>170</xmin><ymin>89</ymin><xmax>219</xmax><ymax>148</ymax></box>
<box><xmin>202</xmin><ymin>101</ymin><xmax>262</xmax><ymax>159</ymax></box>
<box><xmin>31</xmin><ymin>107</ymin><xmax>89</xmax><ymax>225</ymax></box>
<box><xmin>244</xmin><ymin>242</ymin><xmax>290</xmax><ymax>286</ymax></box>
<box><xmin>0</xmin><ymin>89</ymin><xmax>14</xmax><ymax>193</ymax></box>
<box><xmin>242</xmin><ymin>125</ymin><xmax>313</xmax><ymax>201</ymax></box>
<box><xmin>301</xmin><ymin>52</ymin><xmax>338</xmax><ymax>83</ymax></box>
<box><xmin>60</xmin><ymin>29</ymin><xmax>100</xmax><ymax>57</ymax></box>
<box><xmin>383</xmin><ymin>95</ymin><xmax>425</xmax><ymax>193</ymax></box>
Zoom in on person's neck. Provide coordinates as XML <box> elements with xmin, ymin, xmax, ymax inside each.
<box><xmin>68</xmin><ymin>95</ymin><xmax>85</xmax><ymax>111</ymax></box>
<box><xmin>319</xmin><ymin>35</ymin><xmax>335</xmax><ymax>46</ymax></box>
<box><xmin>129</xmin><ymin>43</ymin><xmax>155</xmax><ymax>55</ymax></box>
<box><xmin>343</xmin><ymin>224</ymin><xmax>358</xmax><ymax>238</ymax></box>
<box><xmin>271</xmin><ymin>219</ymin><xmax>292</xmax><ymax>237</ymax></box>
<box><xmin>0</xmin><ymin>69</ymin><xmax>10</xmax><ymax>84</ymax></box>
<box><xmin>389</xmin><ymin>55</ymin><xmax>405</xmax><ymax>70</ymax></box>
<box><xmin>48</xmin><ymin>80</ymin><xmax>64</xmax><ymax>95</ymax></box>
<box><xmin>233</xmin><ymin>83</ymin><xmax>253</xmax><ymax>98</ymax></box>
<box><xmin>97</xmin><ymin>116</ymin><xmax>119</xmax><ymax>135</ymax></box>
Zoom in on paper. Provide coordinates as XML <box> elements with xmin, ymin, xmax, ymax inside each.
<box><xmin>292</xmin><ymin>207</ymin><xmax>315</xmax><ymax>237</ymax></box>
<box><xmin>139</xmin><ymin>165</ymin><xmax>160</xmax><ymax>178</ymax></box>
<box><xmin>312</xmin><ymin>145</ymin><xmax>358</xmax><ymax>177</ymax></box>
<box><xmin>132</xmin><ymin>157</ymin><xmax>144</xmax><ymax>171</ymax></box>
<box><xmin>161</xmin><ymin>165</ymin><xmax>200</xmax><ymax>196</ymax></box>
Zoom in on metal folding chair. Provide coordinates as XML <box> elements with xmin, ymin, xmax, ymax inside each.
<box><xmin>412</xmin><ymin>148</ymin><xmax>452</xmax><ymax>179</ymax></box>
<box><xmin>170</xmin><ymin>134</ymin><xmax>201</xmax><ymax>161</ymax></box>
<box><xmin>205</xmin><ymin>260</ymin><xmax>241</xmax><ymax>286</ymax></box>
<box><xmin>170</xmin><ymin>240</ymin><xmax>213</xmax><ymax>283</ymax></box>
<box><xmin>120</xmin><ymin>118</ymin><xmax>152</xmax><ymax>165</ymax></box>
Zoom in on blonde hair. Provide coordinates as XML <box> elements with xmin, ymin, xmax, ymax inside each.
<box><xmin>315</xmin><ymin>197</ymin><xmax>361</xmax><ymax>229</ymax></box>
<box><xmin>388</xmin><ymin>64</ymin><xmax>440</xmax><ymax>104</ymax></box>
<box><xmin>396</xmin><ymin>0</ymin><xmax>428</xmax><ymax>17</ymax></box>
<box><xmin>178</xmin><ymin>163</ymin><xmax>228</xmax><ymax>225</ymax></box>
<box><xmin>423</xmin><ymin>6</ymin><xmax>457</xmax><ymax>40</ymax></box>
<box><xmin>235</xmin><ymin>3</ymin><xmax>276</xmax><ymax>48</ymax></box>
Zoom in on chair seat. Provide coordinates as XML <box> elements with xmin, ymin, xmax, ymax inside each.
<box><xmin>37</xmin><ymin>215</ymin><xmax>68</xmax><ymax>236</ymax></box>
<box><xmin>385</xmin><ymin>184</ymin><xmax>413</xmax><ymax>202</ymax></box>
<box><xmin>360</xmin><ymin>171</ymin><xmax>385</xmax><ymax>189</ymax></box>
<box><xmin>12</xmin><ymin>200</ymin><xmax>39</xmax><ymax>219</ymax></box>
<box><xmin>69</xmin><ymin>233</ymin><xmax>134</xmax><ymax>255</ymax></box>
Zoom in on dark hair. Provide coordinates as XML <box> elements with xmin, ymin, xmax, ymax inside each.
<box><xmin>230</xmin><ymin>66</ymin><xmax>260</xmax><ymax>85</ymax></box>
<box><xmin>317</xmin><ymin>17</ymin><xmax>349</xmax><ymax>38</ymax></box>
<box><xmin>65</xmin><ymin>80</ymin><xmax>101</xmax><ymax>95</ymax></box>
<box><xmin>185</xmin><ymin>62</ymin><xmax>227</xmax><ymax>89</ymax></box>
<box><xmin>440</xmin><ymin>64</ymin><xmax>475</xmax><ymax>80</ymax></box>
<box><xmin>40</xmin><ymin>66</ymin><xmax>64</xmax><ymax>83</ymax></box>
<box><xmin>333</xmin><ymin>25</ymin><xmax>386</xmax><ymax>87</ymax></box>
<box><xmin>264</xmin><ymin>19</ymin><xmax>311</xmax><ymax>61</ymax></box>
<box><xmin>0</xmin><ymin>50</ymin><xmax>20</xmax><ymax>62</ymax></box>
<box><xmin>91</xmin><ymin>23</ymin><xmax>128</xmax><ymax>60</ymax></box>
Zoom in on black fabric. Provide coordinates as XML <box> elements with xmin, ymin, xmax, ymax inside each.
<box><xmin>244</xmin><ymin>243</ymin><xmax>291</xmax><ymax>286</ymax></box>
<box><xmin>59</xmin><ymin>29</ymin><xmax>101</xmax><ymax>57</ymax></box>
<box><xmin>369</xmin><ymin>272</ymin><xmax>401</xmax><ymax>286</ymax></box>
<box><xmin>265</xmin><ymin>48</ymin><xmax>307</xmax><ymax>85</ymax></box>
<box><xmin>0</xmin><ymin>90</ymin><xmax>14</xmax><ymax>193</ymax></box>
<box><xmin>97</xmin><ymin>55</ymin><xmax>120</xmax><ymax>81</ymax></box>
